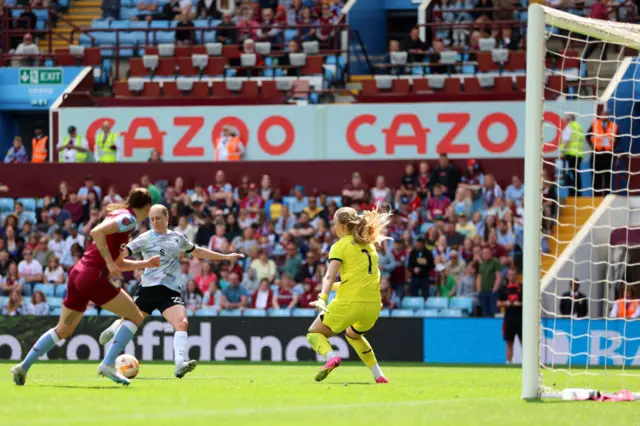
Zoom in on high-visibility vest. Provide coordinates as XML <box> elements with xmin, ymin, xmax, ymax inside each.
<box><xmin>616</xmin><ymin>299</ymin><xmax>639</xmax><ymax>318</ymax></box>
<box><xmin>96</xmin><ymin>132</ymin><xmax>118</xmax><ymax>163</ymax></box>
<box><xmin>31</xmin><ymin>136</ymin><xmax>48</xmax><ymax>163</ymax></box>
<box><xmin>592</xmin><ymin>119</ymin><xmax>617</xmax><ymax>151</ymax></box>
<box><xmin>564</xmin><ymin>121</ymin><xmax>585</xmax><ymax>158</ymax></box>
<box><xmin>214</xmin><ymin>136</ymin><xmax>243</xmax><ymax>161</ymax></box>
<box><xmin>59</xmin><ymin>136</ymin><xmax>88</xmax><ymax>163</ymax></box>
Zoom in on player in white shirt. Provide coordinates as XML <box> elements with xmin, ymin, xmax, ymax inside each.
<box><xmin>99</xmin><ymin>204</ymin><xmax>244</xmax><ymax>378</ymax></box>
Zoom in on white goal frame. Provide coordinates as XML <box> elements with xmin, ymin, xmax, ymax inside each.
<box><xmin>522</xmin><ymin>3</ymin><xmax>640</xmax><ymax>400</ymax></box>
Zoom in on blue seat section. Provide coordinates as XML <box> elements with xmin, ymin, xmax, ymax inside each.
<box><xmin>269</xmin><ymin>308</ymin><xmax>291</xmax><ymax>317</ymax></box>
<box><xmin>51</xmin><ymin>307</ymin><xmax>62</xmax><ymax>316</ymax></box>
<box><xmin>120</xmin><ymin>7</ymin><xmax>138</xmax><ymax>19</ymax></box>
<box><xmin>0</xmin><ymin>198</ymin><xmax>14</xmax><ymax>213</ymax></box>
<box><xmin>284</xmin><ymin>29</ymin><xmax>297</xmax><ymax>42</ymax></box>
<box><xmin>33</xmin><ymin>283</ymin><xmax>55</xmax><ymax>297</ymax></box>
<box><xmin>219</xmin><ymin>309</ymin><xmax>242</xmax><ymax>317</ymax></box>
<box><xmin>54</xmin><ymin>285</ymin><xmax>67</xmax><ymax>298</ymax></box>
<box><xmin>401</xmin><ymin>297</ymin><xmax>425</xmax><ymax>310</ymax></box>
<box><xmin>48</xmin><ymin>297</ymin><xmax>63</xmax><ymax>308</ymax></box>
<box><xmin>390</xmin><ymin>309</ymin><xmax>414</xmax><ymax>318</ymax></box>
<box><xmin>292</xmin><ymin>308</ymin><xmax>316</xmax><ymax>317</ymax></box>
<box><xmin>449</xmin><ymin>297</ymin><xmax>474</xmax><ymax>314</ymax></box>
<box><xmin>100</xmin><ymin>310</ymin><xmax>119</xmax><ymax>316</ymax></box>
<box><xmin>415</xmin><ymin>309</ymin><xmax>439</xmax><ymax>317</ymax></box>
<box><xmin>244</xmin><ymin>309</ymin><xmax>267</xmax><ymax>317</ymax></box>
<box><xmin>17</xmin><ymin>197</ymin><xmax>36</xmax><ymax>212</ymax></box>
<box><xmin>439</xmin><ymin>308</ymin><xmax>465</xmax><ymax>317</ymax></box>
<box><xmin>425</xmin><ymin>297</ymin><xmax>449</xmax><ymax>311</ymax></box>
<box><xmin>85</xmin><ymin>308</ymin><xmax>98</xmax><ymax>316</ymax></box>
<box><xmin>379</xmin><ymin>309</ymin><xmax>390</xmax><ymax>318</ymax></box>
<box><xmin>195</xmin><ymin>308</ymin><xmax>218</xmax><ymax>316</ymax></box>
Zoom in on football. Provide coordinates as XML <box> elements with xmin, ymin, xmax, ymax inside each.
<box><xmin>115</xmin><ymin>354</ymin><xmax>140</xmax><ymax>379</ymax></box>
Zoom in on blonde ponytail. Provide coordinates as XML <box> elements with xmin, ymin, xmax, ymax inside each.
<box><xmin>335</xmin><ymin>206</ymin><xmax>392</xmax><ymax>245</ymax></box>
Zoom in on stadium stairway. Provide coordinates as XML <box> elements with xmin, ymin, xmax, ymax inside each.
<box><xmin>39</xmin><ymin>0</ymin><xmax>101</xmax><ymax>50</ymax></box>
<box><xmin>540</xmin><ymin>196</ymin><xmax>604</xmax><ymax>277</ymax></box>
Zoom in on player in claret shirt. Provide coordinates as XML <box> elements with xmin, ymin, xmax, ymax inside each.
<box><xmin>497</xmin><ymin>267</ymin><xmax>523</xmax><ymax>364</ymax></box>
<box><xmin>10</xmin><ymin>189</ymin><xmax>157</xmax><ymax>386</ymax></box>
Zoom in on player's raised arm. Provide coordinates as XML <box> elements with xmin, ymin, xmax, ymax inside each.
<box><xmin>190</xmin><ymin>246</ymin><xmax>244</xmax><ymax>262</ymax></box>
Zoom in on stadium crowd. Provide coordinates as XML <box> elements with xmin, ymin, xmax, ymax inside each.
<box><xmin>0</xmin><ymin>154</ymin><xmax>536</xmax><ymax>317</ymax></box>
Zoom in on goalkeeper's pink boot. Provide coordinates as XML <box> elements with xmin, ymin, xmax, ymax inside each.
<box><xmin>376</xmin><ymin>376</ymin><xmax>389</xmax><ymax>384</ymax></box>
<box><xmin>314</xmin><ymin>356</ymin><xmax>342</xmax><ymax>382</ymax></box>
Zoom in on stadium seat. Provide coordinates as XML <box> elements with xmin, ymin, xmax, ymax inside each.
<box><xmin>191</xmin><ymin>81</ymin><xmax>210</xmax><ymax>97</ymax></box>
<box><xmin>545</xmin><ymin>75</ymin><xmax>565</xmax><ymax>98</ymax></box>
<box><xmin>360</xmin><ymin>79</ymin><xmax>377</xmax><ymax>95</ymax></box>
<box><xmin>162</xmin><ymin>81</ymin><xmax>181</xmax><ymax>97</ymax></box>
<box><xmin>439</xmin><ymin>308</ymin><xmax>465</xmax><ymax>318</ymax></box>
<box><xmin>269</xmin><ymin>308</ymin><xmax>292</xmax><ymax>317</ymax></box>
<box><xmin>85</xmin><ymin>308</ymin><xmax>98</xmax><ymax>316</ymax></box>
<box><xmin>54</xmin><ymin>285</ymin><xmax>67</xmax><ymax>298</ymax></box>
<box><xmin>425</xmin><ymin>297</ymin><xmax>449</xmax><ymax>310</ymax></box>
<box><xmin>412</xmin><ymin>77</ymin><xmax>429</xmax><ymax>93</ymax></box>
<box><xmin>515</xmin><ymin>75</ymin><xmax>526</xmax><ymax>92</ymax></box>
<box><xmin>244</xmin><ymin>309</ymin><xmax>267</xmax><ymax>317</ymax></box>
<box><xmin>155</xmin><ymin>57</ymin><xmax>177</xmax><ymax>77</ymax></box>
<box><xmin>240</xmin><ymin>80</ymin><xmax>259</xmax><ymax>97</ymax></box>
<box><xmin>17</xmin><ymin>197</ymin><xmax>36</xmax><ymax>212</ymax></box>
<box><xmin>463</xmin><ymin>77</ymin><xmax>486</xmax><ymax>93</ymax></box>
<box><xmin>449</xmin><ymin>297</ymin><xmax>474</xmax><ymax>314</ymax></box>
<box><xmin>175</xmin><ymin>45</ymin><xmax>191</xmax><ymax>57</ymax></box>
<box><xmin>401</xmin><ymin>297</ymin><xmax>425</xmax><ymax>310</ymax></box>
<box><xmin>222</xmin><ymin>44</ymin><xmax>240</xmax><ymax>59</ymax></box>
<box><xmin>379</xmin><ymin>309</ymin><xmax>391</xmax><ymax>318</ymax></box>
<box><xmin>476</xmin><ymin>52</ymin><xmax>500</xmax><ymax>72</ymax></box>
<box><xmin>444</xmin><ymin>77</ymin><xmax>462</xmax><ymax>94</ymax></box>
<box><xmin>495</xmin><ymin>76</ymin><xmax>515</xmax><ymax>93</ymax></box>
<box><xmin>220</xmin><ymin>309</ymin><xmax>242</xmax><ymax>317</ymax></box>
<box><xmin>113</xmin><ymin>81</ymin><xmax>133</xmax><ymax>97</ymax></box>
<box><xmin>293</xmin><ymin>308</ymin><xmax>316</xmax><ymax>317</ymax></box>
<box><xmin>0</xmin><ymin>297</ymin><xmax>6</xmax><ymax>307</ymax></box>
<box><xmin>414</xmin><ymin>309</ymin><xmax>439</xmax><ymax>317</ymax></box>
<box><xmin>302</xmin><ymin>55</ymin><xmax>323</xmax><ymax>75</ymax></box>
<box><xmin>505</xmin><ymin>51</ymin><xmax>526</xmax><ymax>72</ymax></box>
<box><xmin>195</xmin><ymin>308</ymin><xmax>218</xmax><ymax>316</ymax></box>
<box><xmin>261</xmin><ymin>79</ymin><xmax>279</xmax><ymax>98</ymax></box>
<box><xmin>48</xmin><ymin>297</ymin><xmax>63</xmax><ymax>309</ymax></box>
<box><xmin>392</xmin><ymin>78</ymin><xmax>410</xmax><ymax>94</ymax></box>
<box><xmin>205</xmin><ymin>57</ymin><xmax>226</xmax><ymax>76</ymax></box>
<box><xmin>0</xmin><ymin>198</ymin><xmax>14</xmax><ymax>213</ymax></box>
<box><xmin>101</xmin><ymin>310</ymin><xmax>119</xmax><ymax>316</ymax></box>
<box><xmin>390</xmin><ymin>309</ymin><xmax>414</xmax><ymax>318</ymax></box>
<box><xmin>129</xmin><ymin>57</ymin><xmax>148</xmax><ymax>77</ymax></box>
<box><xmin>212</xmin><ymin>80</ymin><xmax>233</xmax><ymax>97</ymax></box>
<box><xmin>22</xmin><ymin>284</ymin><xmax>33</xmax><ymax>296</ymax></box>
<box><xmin>33</xmin><ymin>283</ymin><xmax>55</xmax><ymax>297</ymax></box>
<box><xmin>51</xmin><ymin>307</ymin><xmax>62</xmax><ymax>316</ymax></box>
<box><xmin>128</xmin><ymin>79</ymin><xmax>161</xmax><ymax>97</ymax></box>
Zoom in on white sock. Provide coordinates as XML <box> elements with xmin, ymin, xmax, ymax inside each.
<box><xmin>109</xmin><ymin>319</ymin><xmax>122</xmax><ymax>334</ymax></box>
<box><xmin>325</xmin><ymin>350</ymin><xmax>336</xmax><ymax>360</ymax></box>
<box><xmin>370</xmin><ymin>364</ymin><xmax>384</xmax><ymax>379</ymax></box>
<box><xmin>174</xmin><ymin>331</ymin><xmax>188</xmax><ymax>365</ymax></box>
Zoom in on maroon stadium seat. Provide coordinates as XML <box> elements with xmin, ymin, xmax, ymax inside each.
<box><xmin>162</xmin><ymin>81</ymin><xmax>182</xmax><ymax>97</ymax></box>
<box><xmin>212</xmin><ymin>81</ymin><xmax>232</xmax><ymax>97</ymax></box>
<box><xmin>505</xmin><ymin>51</ymin><xmax>526</xmax><ymax>71</ymax></box>
<box><xmin>241</xmin><ymin>80</ymin><xmax>259</xmax><ymax>97</ymax></box>
<box><xmin>129</xmin><ymin>58</ymin><xmax>149</xmax><ymax>77</ymax></box>
<box><xmin>412</xmin><ymin>78</ymin><xmax>429</xmax><ymax>93</ymax></box>
<box><xmin>141</xmin><ymin>82</ymin><xmax>161</xmax><ymax>97</ymax></box>
<box><xmin>177</xmin><ymin>57</ymin><xmax>200</xmax><ymax>76</ymax></box>
<box><xmin>113</xmin><ymin>81</ymin><xmax>133</xmax><ymax>97</ymax></box>
<box><xmin>261</xmin><ymin>80</ymin><xmax>278</xmax><ymax>98</ymax></box>
<box><xmin>84</xmin><ymin>47</ymin><xmax>101</xmax><ymax>66</ymax></box>
<box><xmin>301</xmin><ymin>55</ymin><xmax>323</xmax><ymax>75</ymax></box>
<box><xmin>175</xmin><ymin>46</ymin><xmax>191</xmax><ymax>57</ymax></box>
<box><xmin>205</xmin><ymin>57</ymin><xmax>226</xmax><ymax>76</ymax></box>
<box><xmin>444</xmin><ymin>78</ymin><xmax>461</xmax><ymax>94</ymax></box>
<box><xmin>156</xmin><ymin>58</ymin><xmax>177</xmax><ymax>77</ymax></box>
<box><xmin>191</xmin><ymin>81</ymin><xmax>210</xmax><ymax>97</ymax></box>
<box><xmin>515</xmin><ymin>75</ymin><xmax>526</xmax><ymax>92</ymax></box>
<box><xmin>223</xmin><ymin>44</ymin><xmax>240</xmax><ymax>59</ymax></box>
<box><xmin>392</xmin><ymin>78</ymin><xmax>410</xmax><ymax>94</ymax></box>
<box><xmin>495</xmin><ymin>76</ymin><xmax>514</xmax><ymax>93</ymax></box>
<box><xmin>463</xmin><ymin>77</ymin><xmax>482</xmax><ymax>93</ymax></box>
<box><xmin>476</xmin><ymin>52</ymin><xmax>500</xmax><ymax>72</ymax></box>
<box><xmin>55</xmin><ymin>54</ymin><xmax>78</xmax><ymax>66</ymax></box>
<box><xmin>360</xmin><ymin>79</ymin><xmax>377</xmax><ymax>95</ymax></box>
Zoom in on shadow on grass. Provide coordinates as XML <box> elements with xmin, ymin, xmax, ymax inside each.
<box><xmin>327</xmin><ymin>382</ymin><xmax>374</xmax><ymax>386</ymax></box>
<box><xmin>37</xmin><ymin>384</ymin><xmax>125</xmax><ymax>390</ymax></box>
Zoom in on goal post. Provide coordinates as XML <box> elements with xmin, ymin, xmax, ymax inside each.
<box><xmin>523</xmin><ymin>3</ymin><xmax>640</xmax><ymax>400</ymax></box>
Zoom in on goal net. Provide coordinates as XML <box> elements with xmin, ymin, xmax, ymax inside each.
<box><xmin>523</xmin><ymin>4</ymin><xmax>640</xmax><ymax>400</ymax></box>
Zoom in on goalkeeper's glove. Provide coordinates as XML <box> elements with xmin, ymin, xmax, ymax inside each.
<box><xmin>310</xmin><ymin>293</ymin><xmax>329</xmax><ymax>313</ymax></box>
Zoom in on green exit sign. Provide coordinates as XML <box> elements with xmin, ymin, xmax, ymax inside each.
<box><xmin>19</xmin><ymin>68</ymin><xmax>64</xmax><ymax>85</ymax></box>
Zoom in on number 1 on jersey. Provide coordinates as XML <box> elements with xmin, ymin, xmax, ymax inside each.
<box><xmin>361</xmin><ymin>249</ymin><xmax>372</xmax><ymax>274</ymax></box>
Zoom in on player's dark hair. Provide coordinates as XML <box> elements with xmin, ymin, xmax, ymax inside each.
<box><xmin>106</xmin><ymin>188</ymin><xmax>151</xmax><ymax>212</ymax></box>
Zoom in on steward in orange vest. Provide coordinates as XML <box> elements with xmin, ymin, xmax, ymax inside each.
<box><xmin>611</xmin><ymin>288</ymin><xmax>640</xmax><ymax>319</ymax></box>
<box><xmin>31</xmin><ymin>128</ymin><xmax>48</xmax><ymax>163</ymax></box>
<box><xmin>214</xmin><ymin>127</ymin><xmax>244</xmax><ymax>161</ymax></box>
<box><xmin>587</xmin><ymin>115</ymin><xmax>617</xmax><ymax>194</ymax></box>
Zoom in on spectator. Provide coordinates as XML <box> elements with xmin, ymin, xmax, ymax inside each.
<box><xmin>287</xmin><ymin>0</ymin><xmax>303</xmax><ymax>25</ymax></box>
<box><xmin>290</xmin><ymin>211</ymin><xmax>314</xmax><ymax>245</ymax></box>
<box><xmin>298</xmin><ymin>6</ymin><xmax>316</xmax><ymax>41</ymax></box>
<box><xmin>34</xmin><ymin>237</ymin><xmax>52</xmax><ymax>270</ymax></box>
<box><xmin>251</xmin><ymin>278</ymin><xmax>274</xmax><ymax>309</ymax></box>
<box><xmin>370</xmin><ymin>175</ymin><xmax>393</xmax><ymax>207</ymax></box>
<box><xmin>303</xmin><ymin>194</ymin><xmax>324</xmax><ymax>223</ymax></box>
<box><xmin>559</xmin><ymin>279</ymin><xmax>588</xmax><ymax>318</ymax></box>
<box><xmin>161</xmin><ymin>0</ymin><xmax>182</xmax><ymax>20</ymax></box>
<box><xmin>481</xmin><ymin>174</ymin><xmax>502</xmax><ymax>209</ymax></box>
<box><xmin>288</xmin><ymin>185</ymin><xmax>307</xmax><ymax>215</ymax></box>
<box><xmin>4</xmin><ymin>136</ymin><xmax>28</xmax><ymax>164</ymax></box>
<box><xmin>460</xmin><ymin>159</ymin><xmax>483</xmax><ymax>192</ymax></box>
<box><xmin>101</xmin><ymin>0</ymin><xmax>120</xmax><ymax>19</ymax></box>
<box><xmin>202</xmin><ymin>279</ymin><xmax>222</xmax><ymax>307</ymax></box>
<box><xmin>14</xmin><ymin>33</ymin><xmax>40</xmax><ymax>66</ymax></box>
<box><xmin>63</xmin><ymin>190</ymin><xmax>83</xmax><ymax>224</ymax></box>
<box><xmin>450</xmin><ymin>187</ymin><xmax>472</xmax><ymax>218</ymax></box>
<box><xmin>1</xmin><ymin>262</ymin><xmax>23</xmax><ymax>295</ymax></box>
<box><xmin>208</xmin><ymin>224</ymin><xmax>228</xmax><ymax>251</ymax></box>
<box><xmin>405</xmin><ymin>26</ymin><xmax>427</xmax><ymax>63</ymax></box>
<box><xmin>456</xmin><ymin>261</ymin><xmax>478</xmax><ymax>302</ymax></box>
<box><xmin>0</xmin><ymin>183</ymin><xmax>8</xmax><ymax>192</ymax></box>
<box><xmin>0</xmin><ymin>250</ymin><xmax>9</xmax><ymax>276</ymax></box>
<box><xmin>176</xmin><ymin>260</ymin><xmax>193</xmax><ymax>292</ymax></box>
<box><xmin>31</xmin><ymin>290</ymin><xmax>50</xmax><ymax>316</ymax></box>
<box><xmin>216</xmin><ymin>12</ymin><xmax>237</xmax><ymax>44</ymax></box>
<box><xmin>280</xmin><ymin>242</ymin><xmax>302</xmax><ymax>278</ymax></box>
<box><xmin>237</xmin><ymin>8</ymin><xmax>259</xmax><ymax>43</ymax></box>
<box><xmin>65</xmin><ymin>224</ymin><xmax>84</xmax><ymax>251</ymax></box>
<box><xmin>315</xmin><ymin>1</ymin><xmax>336</xmax><ymax>44</ymax></box>
<box><xmin>505</xmin><ymin>176</ymin><xmax>524</xmax><ymax>206</ymax></box>
<box><xmin>240</xmin><ymin>184</ymin><xmax>265</xmax><ymax>220</ymax></box>
<box><xmin>148</xmin><ymin>148</ymin><xmax>163</xmax><ymax>162</ymax></box>
<box><xmin>443</xmin><ymin>222</ymin><xmax>464</xmax><ymax>249</ymax></box>
<box><xmin>5</xmin><ymin>225</ymin><xmax>17</xmax><ymax>253</ymax></box>
<box><xmin>476</xmin><ymin>246</ymin><xmax>502</xmax><ymax>317</ymax></box>
<box><xmin>220</xmin><ymin>272</ymin><xmax>249</xmax><ymax>312</ymax></box>
<box><xmin>377</xmin><ymin>242</ymin><xmax>397</xmax><ymax>279</ymax></box>
<box><xmin>77</xmin><ymin>175</ymin><xmax>102</xmax><ymax>203</ymax></box>
<box><xmin>250</xmin><ymin>248</ymin><xmax>276</xmax><ymax>283</ymax></box>
<box><xmin>297</xmin><ymin>249</ymin><xmax>320</xmax><ymax>282</ymax></box>
<box><xmin>241</xmin><ymin>267</ymin><xmax>260</xmax><ymax>293</ymax></box>
<box><xmin>272</xmin><ymin>273</ymin><xmax>299</xmax><ymax>309</ymax></box>
<box><xmin>232</xmin><ymin>226</ymin><xmax>258</xmax><ymax>254</ymax></box>
<box><xmin>216</xmin><ymin>0</ymin><xmax>235</xmax><ymax>16</ymax></box>
<box><xmin>583</xmin><ymin>0</ymin><xmax>611</xmax><ymax>62</ymax></box>
<box><xmin>257</xmin><ymin>8</ymin><xmax>282</xmax><ymax>44</ymax></box>
<box><xmin>18</xmin><ymin>249</ymin><xmax>43</xmax><ymax>283</ymax></box>
<box><xmin>432</xmin><ymin>235</ymin><xmax>450</xmax><ymax>265</ymax></box>
<box><xmin>58</xmin><ymin>126</ymin><xmax>90</xmax><ymax>163</ymax></box>
<box><xmin>436</xmin><ymin>264</ymin><xmax>456</xmax><ymax>298</ymax></box>
<box><xmin>47</xmin><ymin>229</ymin><xmax>66</xmax><ymax>260</ymax></box>
<box><xmin>541</xmin><ymin>170</ymin><xmax>558</xmax><ymax>234</ymax></box>
<box><xmin>299</xmin><ymin>279</ymin><xmax>319</xmax><ymax>309</ymax></box>
<box><xmin>2</xmin><ymin>289</ymin><xmax>33</xmax><ymax>316</ymax></box>
<box><xmin>176</xmin><ymin>12</ymin><xmax>195</xmax><ymax>45</ymax></box>
<box><xmin>472</xmin><ymin>0</ymin><xmax>493</xmax><ymax>23</ymax></box>
<box><xmin>496</xmin><ymin>220</ymin><xmax>515</xmax><ymax>256</ymax></box>
<box><xmin>426</xmin><ymin>184</ymin><xmax>450</xmax><ymax>222</ymax></box>
<box><xmin>16</xmin><ymin>5</ymin><xmax>36</xmax><ymax>30</ymax></box>
<box><xmin>497</xmin><ymin>267</ymin><xmax>523</xmax><ymax>364</ymax></box>
<box><xmin>407</xmin><ymin>238</ymin><xmax>435</xmax><ymax>299</ymax></box>
<box><xmin>46</xmin><ymin>269</ymin><xmax>70</xmax><ymax>299</ymax></box>
<box><xmin>609</xmin><ymin>286</ymin><xmax>639</xmax><ymax>319</ymax></box>
<box><xmin>194</xmin><ymin>261</ymin><xmax>217</xmax><ymax>293</ymax></box>
<box><xmin>134</xmin><ymin>0</ymin><xmax>157</xmax><ymax>21</ymax></box>
<box><xmin>497</xmin><ymin>27</ymin><xmax>519</xmax><ymax>50</ymax></box>
<box><xmin>183</xmin><ymin>279</ymin><xmax>203</xmax><ymax>313</ymax></box>
<box><xmin>196</xmin><ymin>0</ymin><xmax>217</xmax><ymax>18</ymax></box>
<box><xmin>455</xmin><ymin>212</ymin><xmax>476</xmax><ymax>239</ymax></box>
<box><xmin>342</xmin><ymin>172</ymin><xmax>369</xmax><ymax>207</ymax></box>
<box><xmin>429</xmin><ymin>154</ymin><xmax>459</xmax><ymax>199</ymax></box>
<box><xmin>195</xmin><ymin>214</ymin><xmax>215</xmax><ymax>247</ymax></box>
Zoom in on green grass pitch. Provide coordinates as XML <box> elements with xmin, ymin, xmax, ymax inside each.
<box><xmin>1</xmin><ymin>362</ymin><xmax>639</xmax><ymax>426</ymax></box>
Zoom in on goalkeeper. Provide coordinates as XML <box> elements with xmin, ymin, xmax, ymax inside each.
<box><xmin>306</xmin><ymin>206</ymin><xmax>390</xmax><ymax>384</ymax></box>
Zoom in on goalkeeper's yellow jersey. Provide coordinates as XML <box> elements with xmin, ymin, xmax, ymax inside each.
<box><xmin>328</xmin><ymin>234</ymin><xmax>381</xmax><ymax>303</ymax></box>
